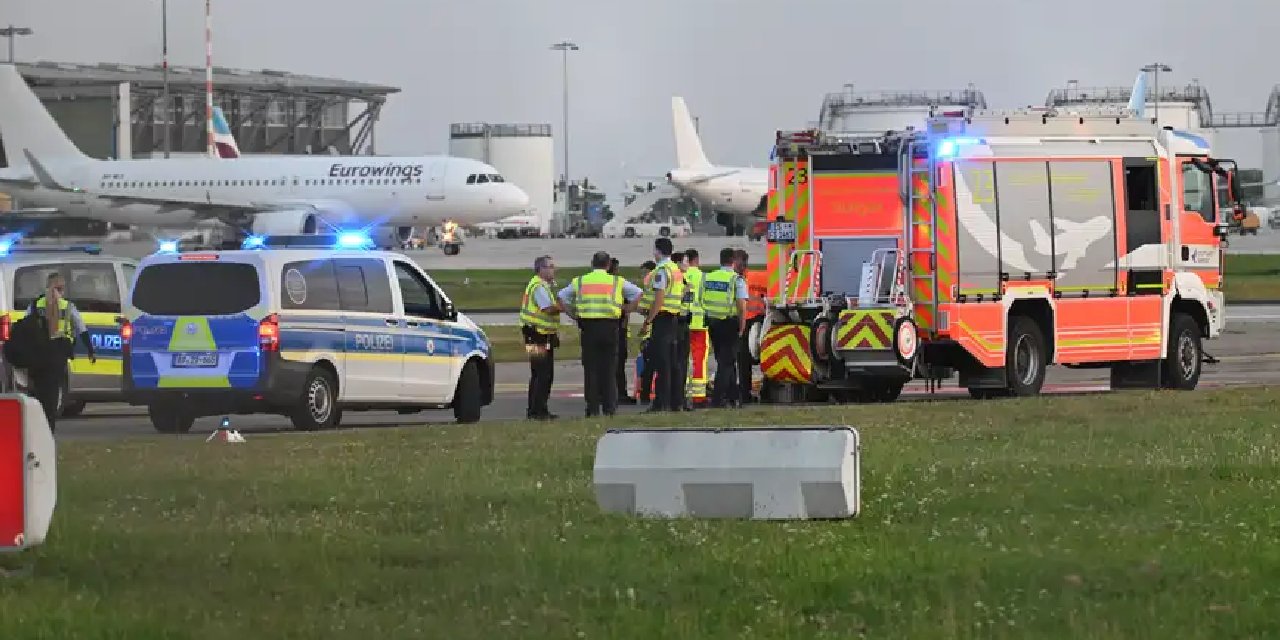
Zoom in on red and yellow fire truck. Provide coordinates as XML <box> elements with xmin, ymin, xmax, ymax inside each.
<box><xmin>754</xmin><ymin>109</ymin><xmax>1240</xmax><ymax>402</ymax></box>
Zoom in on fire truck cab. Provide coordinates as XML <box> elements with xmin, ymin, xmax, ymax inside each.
<box><xmin>755</xmin><ymin>108</ymin><xmax>1239</xmax><ymax>403</ymax></box>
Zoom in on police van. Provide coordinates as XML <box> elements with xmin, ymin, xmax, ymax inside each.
<box><xmin>120</xmin><ymin>234</ymin><xmax>495</xmax><ymax>433</ymax></box>
<box><xmin>0</xmin><ymin>241</ymin><xmax>136</xmax><ymax>417</ymax></box>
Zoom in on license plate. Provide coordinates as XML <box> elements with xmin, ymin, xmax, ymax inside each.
<box><xmin>766</xmin><ymin>221</ymin><xmax>797</xmax><ymax>243</ymax></box>
<box><xmin>172</xmin><ymin>352</ymin><xmax>219</xmax><ymax>368</ymax></box>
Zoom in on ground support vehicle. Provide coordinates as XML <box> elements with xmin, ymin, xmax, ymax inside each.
<box><xmin>754</xmin><ymin>111</ymin><xmax>1238</xmax><ymax>403</ymax></box>
<box><xmin>121</xmin><ymin>233</ymin><xmax>495</xmax><ymax>433</ymax></box>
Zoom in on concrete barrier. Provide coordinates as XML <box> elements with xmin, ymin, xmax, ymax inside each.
<box><xmin>593</xmin><ymin>426</ymin><xmax>860</xmax><ymax>520</ymax></box>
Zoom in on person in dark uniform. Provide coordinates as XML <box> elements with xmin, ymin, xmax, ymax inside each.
<box><xmin>520</xmin><ymin>255</ymin><xmax>561</xmax><ymax>420</ymax></box>
<box><xmin>607</xmin><ymin>257</ymin><xmax>636</xmax><ymax>404</ymax></box>
<box><xmin>558</xmin><ymin>252</ymin><xmax>642</xmax><ymax>417</ymax></box>
<box><xmin>733</xmin><ymin>249</ymin><xmax>757</xmax><ymax>404</ymax></box>
<box><xmin>26</xmin><ymin>272</ymin><xmax>96</xmax><ymax>431</ymax></box>
<box><xmin>638</xmin><ymin>238</ymin><xmax>685</xmax><ymax>412</ymax></box>
<box><xmin>633</xmin><ymin>260</ymin><xmax>657</xmax><ymax>403</ymax></box>
<box><xmin>669</xmin><ymin>251</ymin><xmax>692</xmax><ymax>411</ymax></box>
<box><xmin>703</xmin><ymin>248</ymin><xmax>749</xmax><ymax>408</ymax></box>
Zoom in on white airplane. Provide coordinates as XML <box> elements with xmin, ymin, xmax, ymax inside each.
<box><xmin>0</xmin><ymin>64</ymin><xmax>529</xmax><ymax>250</ymax></box>
<box><xmin>664</xmin><ymin>96</ymin><xmax>769</xmax><ymax>235</ymax></box>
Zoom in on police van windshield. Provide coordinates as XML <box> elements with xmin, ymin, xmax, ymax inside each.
<box><xmin>132</xmin><ymin>262</ymin><xmax>260</xmax><ymax>315</ymax></box>
<box><xmin>12</xmin><ymin>263</ymin><xmax>121</xmax><ymax>313</ymax></box>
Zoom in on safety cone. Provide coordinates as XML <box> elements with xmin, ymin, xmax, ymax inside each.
<box><xmin>205</xmin><ymin>417</ymin><xmax>246</xmax><ymax>443</ymax></box>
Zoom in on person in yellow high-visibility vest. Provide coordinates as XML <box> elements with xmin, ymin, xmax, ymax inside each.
<box><xmin>681</xmin><ymin>248</ymin><xmax>710</xmax><ymax>408</ymax></box>
<box><xmin>26</xmin><ymin>272</ymin><xmax>97</xmax><ymax>430</ymax></box>
<box><xmin>558</xmin><ymin>251</ymin><xmax>642</xmax><ymax>417</ymax></box>
<box><xmin>704</xmin><ymin>247</ymin><xmax>750</xmax><ymax>408</ymax></box>
<box><xmin>638</xmin><ymin>237</ymin><xmax>685</xmax><ymax>412</ymax></box>
<box><xmin>520</xmin><ymin>255</ymin><xmax>561</xmax><ymax>421</ymax></box>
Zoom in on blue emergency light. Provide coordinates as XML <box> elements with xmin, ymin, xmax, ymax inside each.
<box><xmin>157</xmin><ymin>240</ymin><xmax>179</xmax><ymax>254</ymax></box>
<box><xmin>935</xmin><ymin>137</ymin><xmax>983</xmax><ymax>159</ymax></box>
<box><xmin>238</xmin><ymin>232</ymin><xmax>376</xmax><ymax>250</ymax></box>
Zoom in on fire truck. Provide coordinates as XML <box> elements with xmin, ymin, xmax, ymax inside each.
<box><xmin>753</xmin><ymin>109</ymin><xmax>1240</xmax><ymax>403</ymax></box>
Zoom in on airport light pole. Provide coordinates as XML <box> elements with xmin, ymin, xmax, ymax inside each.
<box><xmin>550</xmin><ymin>40</ymin><xmax>578</xmax><ymax>215</ymax></box>
<box><xmin>161</xmin><ymin>0</ymin><xmax>171</xmax><ymax>158</ymax></box>
<box><xmin>1141</xmin><ymin>62</ymin><xmax>1172</xmax><ymax>125</ymax></box>
<box><xmin>1</xmin><ymin>25</ymin><xmax>33</xmax><ymax>63</ymax></box>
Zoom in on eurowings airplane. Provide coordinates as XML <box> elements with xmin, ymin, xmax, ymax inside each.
<box><xmin>0</xmin><ymin>64</ymin><xmax>529</xmax><ymax>248</ymax></box>
<box><xmin>664</xmin><ymin>96</ymin><xmax>768</xmax><ymax>235</ymax></box>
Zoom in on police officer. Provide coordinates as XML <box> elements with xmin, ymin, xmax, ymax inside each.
<box><xmin>607</xmin><ymin>257</ymin><xmax>636</xmax><ymax>404</ymax></box>
<box><xmin>520</xmin><ymin>255</ymin><xmax>561</xmax><ymax>421</ymax></box>
<box><xmin>703</xmin><ymin>248</ymin><xmax>749</xmax><ymax>408</ymax></box>
<box><xmin>734</xmin><ymin>249</ymin><xmax>759</xmax><ymax>404</ymax></box>
<box><xmin>559</xmin><ymin>251</ymin><xmax>642</xmax><ymax>417</ymax></box>
<box><xmin>669</xmin><ymin>251</ymin><xmax>693</xmax><ymax>411</ymax></box>
<box><xmin>638</xmin><ymin>238</ymin><xmax>685</xmax><ymax>412</ymax></box>
<box><xmin>27</xmin><ymin>272</ymin><xmax>96</xmax><ymax>429</ymax></box>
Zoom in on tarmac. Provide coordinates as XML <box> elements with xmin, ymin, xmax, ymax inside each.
<box><xmin>52</xmin><ymin>320</ymin><xmax>1280</xmax><ymax>442</ymax></box>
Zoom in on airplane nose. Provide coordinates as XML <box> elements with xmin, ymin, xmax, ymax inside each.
<box><xmin>505</xmin><ymin>185</ymin><xmax>530</xmax><ymax>213</ymax></box>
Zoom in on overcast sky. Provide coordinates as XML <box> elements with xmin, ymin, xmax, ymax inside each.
<box><xmin>8</xmin><ymin>0</ymin><xmax>1280</xmax><ymax>198</ymax></box>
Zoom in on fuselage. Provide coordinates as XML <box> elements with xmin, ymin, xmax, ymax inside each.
<box><xmin>2</xmin><ymin>154</ymin><xmax>529</xmax><ymax>229</ymax></box>
<box><xmin>669</xmin><ymin>167</ymin><xmax>769</xmax><ymax>217</ymax></box>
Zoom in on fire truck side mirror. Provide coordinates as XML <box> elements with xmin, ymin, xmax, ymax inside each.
<box><xmin>1228</xmin><ymin>168</ymin><xmax>1243</xmax><ymax>204</ymax></box>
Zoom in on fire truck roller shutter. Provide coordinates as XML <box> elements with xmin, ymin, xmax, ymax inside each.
<box><xmin>1044</xmin><ymin>160</ymin><xmax>1119</xmax><ymax>295</ymax></box>
<box><xmin>818</xmin><ymin>237</ymin><xmax>896</xmax><ymax>299</ymax></box>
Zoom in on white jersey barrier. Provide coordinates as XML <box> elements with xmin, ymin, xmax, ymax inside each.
<box><xmin>593</xmin><ymin>426</ymin><xmax>860</xmax><ymax>520</ymax></box>
<box><xmin>0</xmin><ymin>394</ymin><xmax>57</xmax><ymax>553</ymax></box>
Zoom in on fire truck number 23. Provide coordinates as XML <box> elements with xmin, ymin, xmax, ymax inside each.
<box><xmin>786</xmin><ymin>168</ymin><xmax>809</xmax><ymax>185</ymax></box>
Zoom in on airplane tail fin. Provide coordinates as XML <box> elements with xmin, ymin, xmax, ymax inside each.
<box><xmin>0</xmin><ymin>64</ymin><xmax>89</xmax><ymax>168</ymax></box>
<box><xmin>672</xmin><ymin>96</ymin><xmax>711</xmax><ymax>169</ymax></box>
<box><xmin>1127</xmin><ymin>71</ymin><xmax>1147</xmax><ymax>117</ymax></box>
<box><xmin>210</xmin><ymin>105</ymin><xmax>241</xmax><ymax>158</ymax></box>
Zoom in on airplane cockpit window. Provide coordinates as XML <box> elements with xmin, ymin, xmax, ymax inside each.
<box><xmin>476</xmin><ymin>174</ymin><xmax>490</xmax><ymax>184</ymax></box>
<box><xmin>466</xmin><ymin>174</ymin><xmax>477</xmax><ymax>184</ymax></box>
<box><xmin>492</xmin><ymin>175</ymin><xmax>504</xmax><ymax>182</ymax></box>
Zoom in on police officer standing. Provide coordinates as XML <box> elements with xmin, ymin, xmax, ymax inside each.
<box><xmin>607</xmin><ymin>257</ymin><xmax>636</xmax><ymax>404</ymax></box>
<box><xmin>670</xmin><ymin>251</ymin><xmax>693</xmax><ymax>412</ymax></box>
<box><xmin>520</xmin><ymin>255</ymin><xmax>561</xmax><ymax>421</ymax></box>
<box><xmin>27</xmin><ymin>272</ymin><xmax>96</xmax><ymax>430</ymax></box>
<box><xmin>734</xmin><ymin>249</ymin><xmax>758</xmax><ymax>404</ymax></box>
<box><xmin>638</xmin><ymin>238</ymin><xmax>684</xmax><ymax>412</ymax></box>
<box><xmin>703</xmin><ymin>248</ymin><xmax>749</xmax><ymax>408</ymax></box>
<box><xmin>559</xmin><ymin>252</ymin><xmax>642</xmax><ymax>417</ymax></box>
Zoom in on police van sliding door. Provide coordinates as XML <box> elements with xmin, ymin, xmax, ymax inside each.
<box><xmin>333</xmin><ymin>257</ymin><xmax>403</xmax><ymax>402</ymax></box>
<box><xmin>392</xmin><ymin>261</ymin><xmax>458</xmax><ymax>403</ymax></box>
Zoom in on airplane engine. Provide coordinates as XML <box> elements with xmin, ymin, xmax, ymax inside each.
<box><xmin>366</xmin><ymin>225</ymin><xmax>413</xmax><ymax>249</ymax></box>
<box><xmin>250</xmin><ymin>209</ymin><xmax>319</xmax><ymax>236</ymax></box>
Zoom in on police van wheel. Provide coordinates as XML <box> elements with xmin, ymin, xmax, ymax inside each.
<box><xmin>291</xmin><ymin>367</ymin><xmax>338</xmax><ymax>431</ymax></box>
<box><xmin>148</xmin><ymin>403</ymin><xmax>195</xmax><ymax>434</ymax></box>
<box><xmin>61</xmin><ymin>399</ymin><xmax>86</xmax><ymax>418</ymax></box>
<box><xmin>453</xmin><ymin>360</ymin><xmax>483</xmax><ymax>424</ymax></box>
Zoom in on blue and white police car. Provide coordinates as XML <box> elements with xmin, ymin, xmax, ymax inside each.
<box><xmin>121</xmin><ymin>233</ymin><xmax>494</xmax><ymax>433</ymax></box>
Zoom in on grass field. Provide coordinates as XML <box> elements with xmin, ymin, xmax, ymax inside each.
<box><xmin>433</xmin><ymin>255</ymin><xmax>1279</xmax><ymax>312</ymax></box>
<box><xmin>3</xmin><ymin>387</ymin><xmax>1280</xmax><ymax>638</ymax></box>
<box><xmin>1224</xmin><ymin>253</ymin><xmax>1280</xmax><ymax>301</ymax></box>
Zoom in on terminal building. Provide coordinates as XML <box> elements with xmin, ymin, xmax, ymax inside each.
<box><xmin>1045</xmin><ymin>79</ymin><xmax>1280</xmax><ymax>202</ymax></box>
<box><xmin>818</xmin><ymin>86</ymin><xmax>989</xmax><ymax>134</ymax></box>
<box><xmin>0</xmin><ymin>60</ymin><xmax>398</xmax><ymax>165</ymax></box>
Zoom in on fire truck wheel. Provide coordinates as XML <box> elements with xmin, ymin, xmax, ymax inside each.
<box><xmin>1161</xmin><ymin>312</ymin><xmax>1202</xmax><ymax>390</ymax></box>
<box><xmin>1005</xmin><ymin>316</ymin><xmax>1047</xmax><ymax>397</ymax></box>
